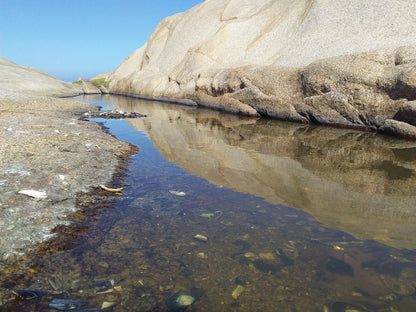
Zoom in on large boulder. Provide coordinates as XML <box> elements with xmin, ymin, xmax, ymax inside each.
<box><xmin>107</xmin><ymin>0</ymin><xmax>416</xmax><ymax>138</ymax></box>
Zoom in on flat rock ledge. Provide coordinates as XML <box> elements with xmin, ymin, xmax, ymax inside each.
<box><xmin>0</xmin><ymin>90</ymin><xmax>135</xmax><ymax>262</ymax></box>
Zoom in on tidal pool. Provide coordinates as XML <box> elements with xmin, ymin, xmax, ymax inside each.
<box><xmin>2</xmin><ymin>94</ymin><xmax>416</xmax><ymax>311</ymax></box>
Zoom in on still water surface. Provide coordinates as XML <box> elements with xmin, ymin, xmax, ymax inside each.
<box><xmin>5</xmin><ymin>95</ymin><xmax>416</xmax><ymax>311</ymax></box>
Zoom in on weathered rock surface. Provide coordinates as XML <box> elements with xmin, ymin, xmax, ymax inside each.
<box><xmin>0</xmin><ymin>57</ymin><xmax>82</xmax><ymax>96</ymax></box>
<box><xmin>106</xmin><ymin>0</ymin><xmax>416</xmax><ymax>138</ymax></box>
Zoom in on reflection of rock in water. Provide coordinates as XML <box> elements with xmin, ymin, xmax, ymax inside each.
<box><xmin>114</xmin><ymin>96</ymin><xmax>416</xmax><ymax>249</ymax></box>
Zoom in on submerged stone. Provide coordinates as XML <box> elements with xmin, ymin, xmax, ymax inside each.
<box><xmin>232</xmin><ymin>239</ymin><xmax>251</xmax><ymax>250</ymax></box>
<box><xmin>49</xmin><ymin>298</ymin><xmax>88</xmax><ymax>311</ymax></box>
<box><xmin>12</xmin><ymin>289</ymin><xmax>45</xmax><ymax>300</ymax></box>
<box><xmin>253</xmin><ymin>259</ymin><xmax>280</xmax><ymax>274</ymax></box>
<box><xmin>232</xmin><ymin>285</ymin><xmax>245</xmax><ymax>300</ymax></box>
<box><xmin>194</xmin><ymin>234</ymin><xmax>208</xmax><ymax>242</ymax></box>
<box><xmin>325</xmin><ymin>257</ymin><xmax>354</xmax><ymax>276</ymax></box>
<box><xmin>165</xmin><ymin>294</ymin><xmax>195</xmax><ymax>311</ymax></box>
<box><xmin>165</xmin><ymin>288</ymin><xmax>204</xmax><ymax>312</ymax></box>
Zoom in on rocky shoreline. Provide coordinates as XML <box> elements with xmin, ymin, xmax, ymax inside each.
<box><xmin>0</xmin><ymin>90</ymin><xmax>137</xmax><ymax>262</ymax></box>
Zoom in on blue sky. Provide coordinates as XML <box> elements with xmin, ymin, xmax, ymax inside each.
<box><xmin>0</xmin><ymin>0</ymin><xmax>204</xmax><ymax>81</ymax></box>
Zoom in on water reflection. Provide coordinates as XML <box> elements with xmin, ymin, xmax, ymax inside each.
<box><xmin>2</xmin><ymin>94</ymin><xmax>416</xmax><ymax>311</ymax></box>
<box><xmin>104</xmin><ymin>95</ymin><xmax>416</xmax><ymax>250</ymax></box>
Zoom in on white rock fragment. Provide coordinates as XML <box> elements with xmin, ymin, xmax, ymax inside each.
<box><xmin>58</xmin><ymin>174</ymin><xmax>66</xmax><ymax>180</ymax></box>
<box><xmin>18</xmin><ymin>190</ymin><xmax>48</xmax><ymax>199</ymax></box>
<box><xmin>169</xmin><ymin>190</ymin><xmax>186</xmax><ymax>196</ymax></box>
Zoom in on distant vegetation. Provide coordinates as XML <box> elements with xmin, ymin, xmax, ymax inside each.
<box><xmin>91</xmin><ymin>78</ymin><xmax>111</xmax><ymax>89</ymax></box>
<box><xmin>73</xmin><ymin>78</ymin><xmax>111</xmax><ymax>89</ymax></box>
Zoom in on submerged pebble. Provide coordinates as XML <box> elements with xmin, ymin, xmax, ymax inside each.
<box><xmin>194</xmin><ymin>234</ymin><xmax>208</xmax><ymax>242</ymax></box>
<box><xmin>165</xmin><ymin>294</ymin><xmax>195</xmax><ymax>311</ymax></box>
<box><xmin>101</xmin><ymin>301</ymin><xmax>116</xmax><ymax>309</ymax></box>
<box><xmin>197</xmin><ymin>252</ymin><xmax>208</xmax><ymax>259</ymax></box>
<box><xmin>165</xmin><ymin>288</ymin><xmax>204</xmax><ymax>312</ymax></box>
<box><xmin>232</xmin><ymin>285</ymin><xmax>245</xmax><ymax>299</ymax></box>
<box><xmin>200</xmin><ymin>213</ymin><xmax>215</xmax><ymax>218</ymax></box>
<box><xmin>49</xmin><ymin>298</ymin><xmax>88</xmax><ymax>311</ymax></box>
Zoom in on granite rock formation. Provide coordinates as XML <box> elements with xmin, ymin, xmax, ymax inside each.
<box><xmin>0</xmin><ymin>57</ymin><xmax>82</xmax><ymax>96</ymax></box>
<box><xmin>105</xmin><ymin>0</ymin><xmax>416</xmax><ymax>138</ymax></box>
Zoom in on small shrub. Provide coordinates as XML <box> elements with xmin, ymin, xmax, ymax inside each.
<box><xmin>91</xmin><ymin>78</ymin><xmax>111</xmax><ymax>89</ymax></box>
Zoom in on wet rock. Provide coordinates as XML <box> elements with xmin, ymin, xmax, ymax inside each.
<box><xmin>325</xmin><ymin>257</ymin><xmax>354</xmax><ymax>276</ymax></box>
<box><xmin>49</xmin><ymin>298</ymin><xmax>88</xmax><ymax>311</ymax></box>
<box><xmin>12</xmin><ymin>289</ymin><xmax>45</xmax><ymax>300</ymax></box>
<box><xmin>165</xmin><ymin>288</ymin><xmax>204</xmax><ymax>312</ymax></box>
<box><xmin>94</xmin><ymin>280</ymin><xmax>114</xmax><ymax>294</ymax></box>
<box><xmin>166</xmin><ymin>294</ymin><xmax>195</xmax><ymax>311</ymax></box>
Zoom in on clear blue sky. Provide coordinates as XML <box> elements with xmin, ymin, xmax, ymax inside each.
<box><xmin>0</xmin><ymin>0</ymin><xmax>204</xmax><ymax>82</ymax></box>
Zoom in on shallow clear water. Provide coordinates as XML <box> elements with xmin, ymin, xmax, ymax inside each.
<box><xmin>3</xmin><ymin>95</ymin><xmax>416</xmax><ymax>311</ymax></box>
